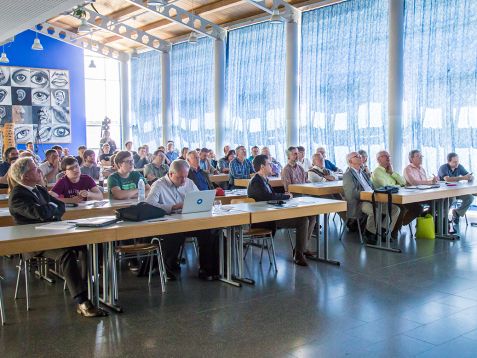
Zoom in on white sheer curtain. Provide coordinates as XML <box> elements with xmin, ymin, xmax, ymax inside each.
<box><xmin>300</xmin><ymin>0</ymin><xmax>389</xmax><ymax>170</ymax></box>
<box><xmin>171</xmin><ymin>37</ymin><xmax>215</xmax><ymax>149</ymax></box>
<box><xmin>130</xmin><ymin>51</ymin><xmax>162</xmax><ymax>150</ymax></box>
<box><xmin>403</xmin><ymin>0</ymin><xmax>477</xmax><ymax>173</ymax></box>
<box><xmin>225</xmin><ymin>22</ymin><xmax>287</xmax><ymax>163</ymax></box>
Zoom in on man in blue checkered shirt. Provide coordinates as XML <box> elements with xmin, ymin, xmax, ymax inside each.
<box><xmin>229</xmin><ymin>145</ymin><xmax>254</xmax><ymax>188</ymax></box>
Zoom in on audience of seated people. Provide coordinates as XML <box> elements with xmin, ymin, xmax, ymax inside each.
<box><xmin>2</xmin><ymin>138</ymin><xmax>476</xmax><ymax>318</ymax></box>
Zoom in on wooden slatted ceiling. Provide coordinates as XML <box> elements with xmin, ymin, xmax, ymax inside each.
<box><xmin>47</xmin><ymin>0</ymin><xmax>342</xmax><ymax>52</ymax></box>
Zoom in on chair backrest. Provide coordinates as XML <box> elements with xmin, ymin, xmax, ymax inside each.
<box><xmin>230</xmin><ymin>198</ymin><xmax>255</xmax><ymax>204</ymax></box>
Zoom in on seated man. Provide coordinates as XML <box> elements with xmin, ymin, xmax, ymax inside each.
<box><xmin>146</xmin><ymin>160</ymin><xmax>220</xmax><ymax>280</ymax></box>
<box><xmin>165</xmin><ymin>141</ymin><xmax>179</xmax><ymax>164</ymax></box>
<box><xmin>75</xmin><ymin>145</ymin><xmax>87</xmax><ymax>166</ymax></box>
<box><xmin>187</xmin><ymin>150</ymin><xmax>215</xmax><ymax>190</ymax></box>
<box><xmin>99</xmin><ymin>143</ymin><xmax>112</xmax><ymax>166</ymax></box>
<box><xmin>438</xmin><ymin>152</ymin><xmax>474</xmax><ymax>225</ymax></box>
<box><xmin>358</xmin><ymin>149</ymin><xmax>371</xmax><ymax>177</ymax></box>
<box><xmin>0</xmin><ymin>146</ymin><xmax>19</xmax><ymax>188</ymax></box>
<box><xmin>108</xmin><ymin>151</ymin><xmax>150</xmax><ymax>200</ymax></box>
<box><xmin>261</xmin><ymin>146</ymin><xmax>281</xmax><ymax>177</ymax></box>
<box><xmin>229</xmin><ymin>145</ymin><xmax>254</xmax><ymax>188</ymax></box>
<box><xmin>248</xmin><ymin>154</ymin><xmax>311</xmax><ymax>266</ymax></box>
<box><xmin>404</xmin><ymin>150</ymin><xmax>438</xmax><ymax>186</ymax></box>
<box><xmin>199</xmin><ymin>148</ymin><xmax>218</xmax><ymax>175</ymax></box>
<box><xmin>80</xmin><ymin>149</ymin><xmax>100</xmax><ymax>180</ymax></box>
<box><xmin>8</xmin><ymin>157</ymin><xmax>105</xmax><ymax>317</ymax></box>
<box><xmin>316</xmin><ymin>147</ymin><xmax>341</xmax><ymax>173</ymax></box>
<box><xmin>297</xmin><ymin>146</ymin><xmax>312</xmax><ymax>170</ymax></box>
<box><xmin>144</xmin><ymin>150</ymin><xmax>169</xmax><ymax>183</ymax></box>
<box><xmin>281</xmin><ymin>146</ymin><xmax>308</xmax><ymax>191</ymax></box>
<box><xmin>343</xmin><ymin>152</ymin><xmax>400</xmax><ymax>243</ymax></box>
<box><xmin>372</xmin><ymin>150</ymin><xmax>420</xmax><ymax>234</ymax></box>
<box><xmin>308</xmin><ymin>152</ymin><xmax>338</xmax><ymax>183</ymax></box>
<box><xmin>248</xmin><ymin>146</ymin><xmax>260</xmax><ymax>163</ymax></box>
<box><xmin>134</xmin><ymin>146</ymin><xmax>149</xmax><ymax>169</ymax></box>
<box><xmin>50</xmin><ymin>156</ymin><xmax>104</xmax><ymax>204</ymax></box>
<box><xmin>39</xmin><ymin>149</ymin><xmax>60</xmax><ymax>185</ymax></box>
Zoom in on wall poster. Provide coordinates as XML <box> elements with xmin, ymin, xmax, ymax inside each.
<box><xmin>0</xmin><ymin>66</ymin><xmax>71</xmax><ymax>144</ymax></box>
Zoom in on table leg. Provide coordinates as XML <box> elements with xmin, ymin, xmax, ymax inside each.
<box><xmin>308</xmin><ymin>214</ymin><xmax>340</xmax><ymax>265</ymax></box>
<box><xmin>99</xmin><ymin>242</ymin><xmax>122</xmax><ymax>313</ymax></box>
<box><xmin>219</xmin><ymin>227</ymin><xmax>241</xmax><ymax>287</ymax></box>
<box><xmin>435</xmin><ymin>198</ymin><xmax>458</xmax><ymax>240</ymax></box>
<box><xmin>366</xmin><ymin>202</ymin><xmax>401</xmax><ymax>253</ymax></box>
<box><xmin>233</xmin><ymin>226</ymin><xmax>255</xmax><ymax>285</ymax></box>
<box><xmin>0</xmin><ymin>276</ymin><xmax>5</xmax><ymax>325</ymax></box>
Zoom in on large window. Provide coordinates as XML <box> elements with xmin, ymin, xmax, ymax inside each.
<box><xmin>130</xmin><ymin>51</ymin><xmax>162</xmax><ymax>151</ymax></box>
<box><xmin>225</xmin><ymin>22</ymin><xmax>287</xmax><ymax>163</ymax></box>
<box><xmin>403</xmin><ymin>0</ymin><xmax>477</xmax><ymax>172</ymax></box>
<box><xmin>171</xmin><ymin>38</ymin><xmax>214</xmax><ymax>149</ymax></box>
<box><xmin>84</xmin><ymin>50</ymin><xmax>121</xmax><ymax>152</ymax></box>
<box><xmin>300</xmin><ymin>0</ymin><xmax>389</xmax><ymax>169</ymax></box>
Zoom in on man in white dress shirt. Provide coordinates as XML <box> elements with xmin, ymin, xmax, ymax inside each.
<box><xmin>146</xmin><ymin>159</ymin><xmax>220</xmax><ymax>281</ymax></box>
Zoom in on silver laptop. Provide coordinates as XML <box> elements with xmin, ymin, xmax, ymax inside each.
<box><xmin>70</xmin><ymin>216</ymin><xmax>118</xmax><ymax>228</ymax></box>
<box><xmin>181</xmin><ymin>190</ymin><xmax>216</xmax><ymax>214</ymax></box>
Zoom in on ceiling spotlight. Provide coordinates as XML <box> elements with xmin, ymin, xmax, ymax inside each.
<box><xmin>31</xmin><ymin>32</ymin><xmax>43</xmax><ymax>50</ymax></box>
<box><xmin>77</xmin><ymin>18</ymin><xmax>90</xmax><ymax>34</ymax></box>
<box><xmin>270</xmin><ymin>9</ymin><xmax>282</xmax><ymax>24</ymax></box>
<box><xmin>188</xmin><ymin>31</ymin><xmax>198</xmax><ymax>44</ymax></box>
<box><xmin>88</xmin><ymin>59</ymin><xmax>96</xmax><ymax>68</ymax></box>
<box><xmin>0</xmin><ymin>46</ymin><xmax>9</xmax><ymax>63</ymax></box>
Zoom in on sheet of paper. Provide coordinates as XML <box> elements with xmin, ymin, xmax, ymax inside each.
<box><xmin>35</xmin><ymin>222</ymin><xmax>76</xmax><ymax>230</ymax></box>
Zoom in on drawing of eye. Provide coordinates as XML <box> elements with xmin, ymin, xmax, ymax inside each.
<box><xmin>38</xmin><ymin>126</ymin><xmax>52</xmax><ymax>141</ymax></box>
<box><xmin>52</xmin><ymin>126</ymin><xmax>70</xmax><ymax>137</ymax></box>
<box><xmin>51</xmin><ymin>107</ymin><xmax>68</xmax><ymax>123</ymax></box>
<box><xmin>32</xmin><ymin>89</ymin><xmax>49</xmax><ymax>104</ymax></box>
<box><xmin>16</xmin><ymin>89</ymin><xmax>26</xmax><ymax>101</ymax></box>
<box><xmin>51</xmin><ymin>71</ymin><xmax>68</xmax><ymax>87</ymax></box>
<box><xmin>31</xmin><ymin>71</ymin><xmax>49</xmax><ymax>87</ymax></box>
<box><xmin>15</xmin><ymin>127</ymin><xmax>31</xmax><ymax>141</ymax></box>
<box><xmin>0</xmin><ymin>89</ymin><xmax>6</xmax><ymax>102</ymax></box>
<box><xmin>12</xmin><ymin>69</ymin><xmax>29</xmax><ymax>84</ymax></box>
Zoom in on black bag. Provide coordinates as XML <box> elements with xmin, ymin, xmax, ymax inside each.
<box><xmin>116</xmin><ymin>202</ymin><xmax>167</xmax><ymax>222</ymax></box>
<box><xmin>371</xmin><ymin>186</ymin><xmax>399</xmax><ymax>239</ymax></box>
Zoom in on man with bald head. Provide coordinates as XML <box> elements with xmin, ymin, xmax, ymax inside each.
<box><xmin>372</xmin><ymin>150</ymin><xmax>420</xmax><ymax>235</ymax></box>
<box><xmin>343</xmin><ymin>151</ymin><xmax>400</xmax><ymax>244</ymax></box>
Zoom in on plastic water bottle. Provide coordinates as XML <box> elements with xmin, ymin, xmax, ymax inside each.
<box><xmin>137</xmin><ymin>179</ymin><xmax>145</xmax><ymax>202</ymax></box>
<box><xmin>98</xmin><ymin>165</ymin><xmax>104</xmax><ymax>188</ymax></box>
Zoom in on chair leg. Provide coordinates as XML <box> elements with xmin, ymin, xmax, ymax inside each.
<box><xmin>269</xmin><ymin>235</ymin><xmax>278</xmax><ymax>272</ymax></box>
<box><xmin>408</xmin><ymin>223</ymin><xmax>414</xmax><ymax>239</ymax></box>
<box><xmin>14</xmin><ymin>258</ymin><xmax>22</xmax><ymax>300</ymax></box>
<box><xmin>24</xmin><ymin>260</ymin><xmax>30</xmax><ymax>311</ymax></box>
<box><xmin>152</xmin><ymin>237</ymin><xmax>167</xmax><ymax>292</ymax></box>
<box><xmin>259</xmin><ymin>239</ymin><xmax>265</xmax><ymax>264</ymax></box>
<box><xmin>287</xmin><ymin>229</ymin><xmax>295</xmax><ymax>252</ymax></box>
<box><xmin>0</xmin><ymin>277</ymin><xmax>5</xmax><ymax>325</ymax></box>
<box><xmin>148</xmin><ymin>252</ymin><xmax>154</xmax><ymax>285</ymax></box>
<box><xmin>266</xmin><ymin>239</ymin><xmax>272</xmax><ymax>266</ymax></box>
<box><xmin>357</xmin><ymin>221</ymin><xmax>364</xmax><ymax>245</ymax></box>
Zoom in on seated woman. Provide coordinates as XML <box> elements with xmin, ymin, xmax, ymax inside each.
<box><xmin>144</xmin><ymin>150</ymin><xmax>169</xmax><ymax>184</ymax></box>
<box><xmin>108</xmin><ymin>151</ymin><xmax>150</xmax><ymax>200</ymax></box>
<box><xmin>50</xmin><ymin>156</ymin><xmax>104</xmax><ymax>204</ymax></box>
<box><xmin>102</xmin><ymin>153</ymin><xmax>118</xmax><ymax>179</ymax></box>
<box><xmin>261</xmin><ymin>147</ymin><xmax>282</xmax><ymax>177</ymax></box>
<box><xmin>178</xmin><ymin>147</ymin><xmax>189</xmax><ymax>160</ymax></box>
<box><xmin>99</xmin><ymin>143</ymin><xmax>112</xmax><ymax>166</ymax></box>
<box><xmin>217</xmin><ymin>150</ymin><xmax>235</xmax><ymax>174</ymax></box>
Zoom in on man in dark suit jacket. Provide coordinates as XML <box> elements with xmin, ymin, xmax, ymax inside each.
<box><xmin>342</xmin><ymin>151</ymin><xmax>400</xmax><ymax>244</ymax></box>
<box><xmin>247</xmin><ymin>154</ymin><xmax>311</xmax><ymax>266</ymax></box>
<box><xmin>8</xmin><ymin>157</ymin><xmax>106</xmax><ymax>318</ymax></box>
<box><xmin>186</xmin><ymin>150</ymin><xmax>215</xmax><ymax>190</ymax></box>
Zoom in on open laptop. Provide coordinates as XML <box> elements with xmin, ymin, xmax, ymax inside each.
<box><xmin>69</xmin><ymin>216</ymin><xmax>118</xmax><ymax>228</ymax></box>
<box><xmin>181</xmin><ymin>190</ymin><xmax>216</xmax><ymax>214</ymax></box>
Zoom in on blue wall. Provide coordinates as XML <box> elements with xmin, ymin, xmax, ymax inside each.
<box><xmin>2</xmin><ymin>29</ymin><xmax>85</xmax><ymax>158</ymax></box>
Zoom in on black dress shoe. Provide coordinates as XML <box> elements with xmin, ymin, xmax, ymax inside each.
<box><xmin>77</xmin><ymin>300</ymin><xmax>108</xmax><ymax>318</ymax></box>
<box><xmin>198</xmin><ymin>270</ymin><xmax>220</xmax><ymax>281</ymax></box>
<box><xmin>293</xmin><ymin>253</ymin><xmax>308</xmax><ymax>266</ymax></box>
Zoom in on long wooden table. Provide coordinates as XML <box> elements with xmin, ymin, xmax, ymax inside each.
<box><xmin>360</xmin><ymin>182</ymin><xmax>477</xmax><ymax>250</ymax></box>
<box><xmin>234</xmin><ymin>176</ymin><xmax>283</xmax><ymax>188</ymax></box>
<box><xmin>209</xmin><ymin>174</ymin><xmax>229</xmax><ymax>184</ymax></box>
<box><xmin>288</xmin><ymin>181</ymin><xmax>343</xmax><ymax>196</ymax></box>
<box><xmin>230</xmin><ymin>197</ymin><xmax>347</xmax><ymax>266</ymax></box>
<box><xmin>0</xmin><ymin>200</ymin><xmax>136</xmax><ymax>227</ymax></box>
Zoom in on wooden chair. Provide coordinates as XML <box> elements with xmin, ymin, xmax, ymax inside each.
<box><xmin>230</xmin><ymin>198</ymin><xmax>277</xmax><ymax>271</ymax></box>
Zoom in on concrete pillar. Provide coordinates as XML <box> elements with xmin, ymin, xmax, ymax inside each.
<box><xmin>214</xmin><ymin>38</ymin><xmax>226</xmax><ymax>155</ymax></box>
<box><xmin>388</xmin><ymin>0</ymin><xmax>405</xmax><ymax>172</ymax></box>
<box><xmin>286</xmin><ymin>19</ymin><xmax>299</xmax><ymax>147</ymax></box>
<box><xmin>161</xmin><ymin>50</ymin><xmax>172</xmax><ymax>144</ymax></box>
<box><xmin>120</xmin><ymin>60</ymin><xmax>130</xmax><ymax>146</ymax></box>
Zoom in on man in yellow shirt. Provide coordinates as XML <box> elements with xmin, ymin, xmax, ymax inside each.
<box><xmin>371</xmin><ymin>150</ymin><xmax>421</xmax><ymax>238</ymax></box>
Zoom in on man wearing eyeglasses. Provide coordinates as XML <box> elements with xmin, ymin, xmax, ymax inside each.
<box><xmin>343</xmin><ymin>151</ymin><xmax>400</xmax><ymax>244</ymax></box>
<box><xmin>0</xmin><ymin>146</ymin><xmax>19</xmax><ymax>188</ymax></box>
<box><xmin>50</xmin><ymin>156</ymin><xmax>103</xmax><ymax>203</ymax></box>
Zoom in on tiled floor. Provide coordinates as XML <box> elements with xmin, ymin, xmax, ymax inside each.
<box><xmin>2</xmin><ymin>217</ymin><xmax>477</xmax><ymax>357</ymax></box>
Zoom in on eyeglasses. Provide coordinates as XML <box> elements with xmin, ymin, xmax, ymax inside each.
<box><xmin>122</xmin><ymin>159</ymin><xmax>134</xmax><ymax>165</ymax></box>
<box><xmin>66</xmin><ymin>164</ymin><xmax>79</xmax><ymax>171</ymax></box>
